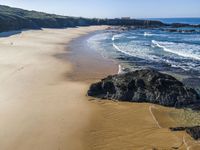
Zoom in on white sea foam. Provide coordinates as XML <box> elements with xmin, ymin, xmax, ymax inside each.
<box><xmin>87</xmin><ymin>32</ymin><xmax>111</xmax><ymax>43</ymax></box>
<box><xmin>112</xmin><ymin>35</ymin><xmax>115</xmax><ymax>41</ymax></box>
<box><xmin>88</xmin><ymin>29</ymin><xmax>200</xmax><ymax>73</ymax></box>
<box><xmin>112</xmin><ymin>42</ymin><xmax>131</xmax><ymax>56</ymax></box>
<box><xmin>152</xmin><ymin>40</ymin><xmax>200</xmax><ymax>60</ymax></box>
<box><xmin>111</xmin><ymin>34</ymin><xmax>124</xmax><ymax>41</ymax></box>
<box><xmin>112</xmin><ymin>40</ymin><xmax>161</xmax><ymax>62</ymax></box>
<box><xmin>112</xmin><ymin>33</ymin><xmax>137</xmax><ymax>57</ymax></box>
<box><xmin>126</xmin><ymin>36</ymin><xmax>137</xmax><ymax>39</ymax></box>
<box><xmin>144</xmin><ymin>32</ymin><xmax>153</xmax><ymax>37</ymax></box>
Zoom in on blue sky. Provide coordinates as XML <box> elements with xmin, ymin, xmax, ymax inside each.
<box><xmin>0</xmin><ymin>0</ymin><xmax>199</xmax><ymax>18</ymax></box>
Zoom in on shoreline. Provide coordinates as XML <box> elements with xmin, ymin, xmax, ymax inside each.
<box><xmin>0</xmin><ymin>26</ymin><xmax>199</xmax><ymax>150</ymax></box>
<box><xmin>56</xmin><ymin>30</ymin><xmax>118</xmax><ymax>82</ymax></box>
<box><xmin>66</xmin><ymin>29</ymin><xmax>190</xmax><ymax>149</ymax></box>
<box><xmin>0</xmin><ymin>26</ymin><xmax>111</xmax><ymax>150</ymax></box>
<box><xmin>69</xmin><ymin>28</ymin><xmax>200</xmax><ymax>149</ymax></box>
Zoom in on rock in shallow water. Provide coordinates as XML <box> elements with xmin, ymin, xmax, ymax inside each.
<box><xmin>88</xmin><ymin>69</ymin><xmax>199</xmax><ymax>108</ymax></box>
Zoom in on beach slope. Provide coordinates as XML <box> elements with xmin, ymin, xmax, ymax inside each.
<box><xmin>0</xmin><ymin>26</ymin><xmax>108</xmax><ymax>150</ymax></box>
<box><xmin>1</xmin><ymin>26</ymin><xmax>199</xmax><ymax>150</ymax></box>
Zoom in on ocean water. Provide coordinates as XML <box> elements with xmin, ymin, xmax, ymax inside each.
<box><xmin>146</xmin><ymin>18</ymin><xmax>200</xmax><ymax>25</ymax></box>
<box><xmin>87</xmin><ymin>19</ymin><xmax>200</xmax><ymax>79</ymax></box>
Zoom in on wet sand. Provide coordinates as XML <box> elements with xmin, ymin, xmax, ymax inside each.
<box><xmin>0</xmin><ymin>26</ymin><xmax>111</xmax><ymax>150</ymax></box>
<box><xmin>83</xmin><ymin>102</ymin><xmax>200</xmax><ymax>150</ymax></box>
<box><xmin>67</xmin><ymin>29</ymin><xmax>200</xmax><ymax>149</ymax></box>
<box><xmin>0</xmin><ymin>26</ymin><xmax>200</xmax><ymax>150</ymax></box>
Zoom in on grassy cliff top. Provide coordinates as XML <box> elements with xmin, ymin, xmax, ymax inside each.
<box><xmin>0</xmin><ymin>5</ymin><xmax>68</xmax><ymax>19</ymax></box>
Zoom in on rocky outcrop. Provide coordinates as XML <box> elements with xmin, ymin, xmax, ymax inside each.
<box><xmin>164</xmin><ymin>28</ymin><xmax>197</xmax><ymax>33</ymax></box>
<box><xmin>170</xmin><ymin>126</ymin><xmax>200</xmax><ymax>140</ymax></box>
<box><xmin>88</xmin><ymin>69</ymin><xmax>199</xmax><ymax>108</ymax></box>
<box><xmin>171</xmin><ymin>23</ymin><xmax>200</xmax><ymax>28</ymax></box>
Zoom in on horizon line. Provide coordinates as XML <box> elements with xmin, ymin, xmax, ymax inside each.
<box><xmin>1</xmin><ymin>4</ymin><xmax>200</xmax><ymax>19</ymax></box>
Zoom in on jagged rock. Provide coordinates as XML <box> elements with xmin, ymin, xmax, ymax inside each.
<box><xmin>88</xmin><ymin>69</ymin><xmax>200</xmax><ymax>108</ymax></box>
<box><xmin>170</xmin><ymin>126</ymin><xmax>200</xmax><ymax>140</ymax></box>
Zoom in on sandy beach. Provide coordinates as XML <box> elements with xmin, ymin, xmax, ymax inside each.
<box><xmin>0</xmin><ymin>26</ymin><xmax>199</xmax><ymax>150</ymax></box>
<box><xmin>0</xmin><ymin>26</ymin><xmax>112</xmax><ymax>150</ymax></box>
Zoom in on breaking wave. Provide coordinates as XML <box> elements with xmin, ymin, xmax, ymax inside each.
<box><xmin>152</xmin><ymin>40</ymin><xmax>200</xmax><ymax>60</ymax></box>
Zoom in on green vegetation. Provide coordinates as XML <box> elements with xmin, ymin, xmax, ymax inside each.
<box><xmin>0</xmin><ymin>5</ymin><xmax>165</xmax><ymax>32</ymax></box>
<box><xmin>0</xmin><ymin>5</ymin><xmax>61</xmax><ymax>18</ymax></box>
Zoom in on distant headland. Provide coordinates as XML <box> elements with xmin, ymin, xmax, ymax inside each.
<box><xmin>0</xmin><ymin>5</ymin><xmax>199</xmax><ymax>33</ymax></box>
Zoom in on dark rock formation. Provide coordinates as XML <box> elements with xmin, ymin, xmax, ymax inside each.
<box><xmin>170</xmin><ymin>126</ymin><xmax>200</xmax><ymax>140</ymax></box>
<box><xmin>165</xmin><ymin>28</ymin><xmax>196</xmax><ymax>33</ymax></box>
<box><xmin>171</xmin><ymin>23</ymin><xmax>192</xmax><ymax>28</ymax></box>
<box><xmin>171</xmin><ymin>23</ymin><xmax>200</xmax><ymax>28</ymax></box>
<box><xmin>88</xmin><ymin>69</ymin><xmax>199</xmax><ymax>108</ymax></box>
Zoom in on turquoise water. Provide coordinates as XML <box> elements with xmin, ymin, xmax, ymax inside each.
<box><xmin>87</xmin><ymin>25</ymin><xmax>200</xmax><ymax>77</ymax></box>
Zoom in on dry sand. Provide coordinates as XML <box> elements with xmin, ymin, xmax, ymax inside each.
<box><xmin>0</xmin><ymin>26</ymin><xmax>200</xmax><ymax>150</ymax></box>
<box><xmin>0</xmin><ymin>26</ymin><xmax>110</xmax><ymax>150</ymax></box>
